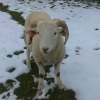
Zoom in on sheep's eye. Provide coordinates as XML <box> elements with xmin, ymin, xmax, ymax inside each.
<box><xmin>37</xmin><ymin>32</ymin><xmax>39</xmax><ymax>34</ymax></box>
<box><xmin>54</xmin><ymin>32</ymin><xmax>57</xmax><ymax>35</ymax></box>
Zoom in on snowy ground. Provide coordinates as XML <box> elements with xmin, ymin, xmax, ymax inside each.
<box><xmin>0</xmin><ymin>0</ymin><xmax>100</xmax><ymax>100</ymax></box>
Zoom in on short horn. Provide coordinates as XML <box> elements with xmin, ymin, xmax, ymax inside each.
<box><xmin>52</xmin><ymin>19</ymin><xmax>69</xmax><ymax>44</ymax></box>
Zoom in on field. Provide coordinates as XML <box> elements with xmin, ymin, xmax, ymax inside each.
<box><xmin>0</xmin><ymin>0</ymin><xmax>100</xmax><ymax>100</ymax></box>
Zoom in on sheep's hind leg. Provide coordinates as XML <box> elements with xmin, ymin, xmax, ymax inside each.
<box><xmin>54</xmin><ymin>62</ymin><xmax>64</xmax><ymax>89</ymax></box>
<box><xmin>26</xmin><ymin>48</ymin><xmax>31</xmax><ymax>69</ymax></box>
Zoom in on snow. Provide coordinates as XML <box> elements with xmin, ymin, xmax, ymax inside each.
<box><xmin>0</xmin><ymin>11</ymin><xmax>29</xmax><ymax>100</ymax></box>
<box><xmin>0</xmin><ymin>0</ymin><xmax>100</xmax><ymax>100</ymax></box>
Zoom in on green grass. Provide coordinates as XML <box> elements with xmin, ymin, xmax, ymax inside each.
<box><xmin>0</xmin><ymin>79</ymin><xmax>16</xmax><ymax>99</ymax></box>
<box><xmin>14</xmin><ymin>59</ymin><xmax>77</xmax><ymax>100</ymax></box>
<box><xmin>7</xmin><ymin>54</ymin><xmax>13</xmax><ymax>58</ymax></box>
<box><xmin>7</xmin><ymin>68</ymin><xmax>16</xmax><ymax>73</ymax></box>
<box><xmin>79</xmin><ymin>0</ymin><xmax>100</xmax><ymax>3</ymax></box>
<box><xmin>0</xmin><ymin>83</ymin><xmax>7</xmax><ymax>94</ymax></box>
<box><xmin>0</xmin><ymin>3</ymin><xmax>25</xmax><ymax>25</ymax></box>
<box><xmin>45</xmin><ymin>88</ymin><xmax>76</xmax><ymax>100</ymax></box>
<box><xmin>13</xmin><ymin>50</ymin><xmax>24</xmax><ymax>55</ymax></box>
<box><xmin>6</xmin><ymin>79</ymin><xmax>16</xmax><ymax>89</ymax></box>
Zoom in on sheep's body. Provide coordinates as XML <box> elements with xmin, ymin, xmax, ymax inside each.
<box><xmin>24</xmin><ymin>11</ymin><xmax>68</xmax><ymax>91</ymax></box>
<box><xmin>25</xmin><ymin>11</ymin><xmax>51</xmax><ymax>30</ymax></box>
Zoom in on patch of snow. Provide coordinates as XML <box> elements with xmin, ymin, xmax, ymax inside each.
<box><xmin>0</xmin><ymin>11</ymin><xmax>29</xmax><ymax>99</ymax></box>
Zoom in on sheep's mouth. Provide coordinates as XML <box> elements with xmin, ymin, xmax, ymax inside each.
<box><xmin>43</xmin><ymin>51</ymin><xmax>49</xmax><ymax>54</ymax></box>
<box><xmin>40</xmin><ymin>49</ymin><xmax>49</xmax><ymax>54</ymax></box>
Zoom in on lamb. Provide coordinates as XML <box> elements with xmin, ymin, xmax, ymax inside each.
<box><xmin>24</xmin><ymin>11</ymin><xmax>69</xmax><ymax>91</ymax></box>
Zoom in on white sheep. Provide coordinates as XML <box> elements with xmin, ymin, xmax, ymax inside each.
<box><xmin>24</xmin><ymin>11</ymin><xmax>69</xmax><ymax>91</ymax></box>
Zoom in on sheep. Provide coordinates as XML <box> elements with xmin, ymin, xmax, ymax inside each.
<box><xmin>24</xmin><ymin>11</ymin><xmax>69</xmax><ymax>91</ymax></box>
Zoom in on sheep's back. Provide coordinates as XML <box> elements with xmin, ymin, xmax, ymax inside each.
<box><xmin>25</xmin><ymin>11</ymin><xmax>51</xmax><ymax>30</ymax></box>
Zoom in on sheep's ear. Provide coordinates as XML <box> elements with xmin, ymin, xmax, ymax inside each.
<box><xmin>25</xmin><ymin>29</ymin><xmax>36</xmax><ymax>45</ymax></box>
<box><xmin>61</xmin><ymin>31</ymin><xmax>66</xmax><ymax>37</ymax></box>
<box><xmin>58</xmin><ymin>28</ymin><xmax>66</xmax><ymax>37</ymax></box>
<box><xmin>25</xmin><ymin>29</ymin><xmax>36</xmax><ymax>36</ymax></box>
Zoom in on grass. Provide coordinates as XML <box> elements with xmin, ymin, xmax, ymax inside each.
<box><xmin>1</xmin><ymin>80</ymin><xmax>16</xmax><ymax>99</ymax></box>
<box><xmin>0</xmin><ymin>3</ymin><xmax>25</xmax><ymax>26</ymax></box>
<box><xmin>0</xmin><ymin>83</ymin><xmax>7</xmax><ymax>94</ymax></box>
<box><xmin>13</xmin><ymin>50</ymin><xmax>24</xmax><ymax>55</ymax></box>
<box><xmin>7</xmin><ymin>68</ymin><xmax>16</xmax><ymax>73</ymax></box>
<box><xmin>14</xmin><ymin>59</ymin><xmax>77</xmax><ymax>100</ymax></box>
<box><xmin>45</xmin><ymin>88</ymin><xmax>76</xmax><ymax>100</ymax></box>
<box><xmin>7</xmin><ymin>50</ymin><xmax>24</xmax><ymax>59</ymax></box>
<box><xmin>79</xmin><ymin>0</ymin><xmax>100</xmax><ymax>3</ymax></box>
<box><xmin>6</xmin><ymin>79</ymin><xmax>16</xmax><ymax>90</ymax></box>
<box><xmin>7</xmin><ymin>54</ymin><xmax>13</xmax><ymax>58</ymax></box>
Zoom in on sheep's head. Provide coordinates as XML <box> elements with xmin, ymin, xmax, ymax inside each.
<box><xmin>25</xmin><ymin>19</ymin><xmax>69</xmax><ymax>54</ymax></box>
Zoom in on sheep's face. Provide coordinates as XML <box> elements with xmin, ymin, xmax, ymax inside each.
<box><xmin>36</xmin><ymin>21</ymin><xmax>62</xmax><ymax>54</ymax></box>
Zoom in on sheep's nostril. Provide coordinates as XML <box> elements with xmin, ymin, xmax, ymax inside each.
<box><xmin>42</xmin><ymin>48</ymin><xmax>49</xmax><ymax>53</ymax></box>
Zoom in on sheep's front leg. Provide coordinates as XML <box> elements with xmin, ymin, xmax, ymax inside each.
<box><xmin>38</xmin><ymin>65</ymin><xmax>45</xmax><ymax>90</ymax></box>
<box><xmin>26</xmin><ymin>48</ymin><xmax>31</xmax><ymax>68</ymax></box>
<box><xmin>54</xmin><ymin>62</ymin><xmax>64</xmax><ymax>89</ymax></box>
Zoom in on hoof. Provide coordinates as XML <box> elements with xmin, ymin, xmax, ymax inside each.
<box><xmin>37</xmin><ymin>89</ymin><xmax>43</xmax><ymax>96</ymax></box>
<box><xmin>58</xmin><ymin>84</ymin><xmax>67</xmax><ymax>90</ymax></box>
<box><xmin>33</xmin><ymin>90</ymin><xmax>43</xmax><ymax>99</ymax></box>
<box><xmin>28</xmin><ymin>67</ymin><xmax>31</xmax><ymax>70</ymax></box>
<box><xmin>62</xmin><ymin>85</ymin><xmax>67</xmax><ymax>90</ymax></box>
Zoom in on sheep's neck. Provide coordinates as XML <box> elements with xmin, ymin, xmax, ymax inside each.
<box><xmin>42</xmin><ymin>51</ymin><xmax>57</xmax><ymax>65</ymax></box>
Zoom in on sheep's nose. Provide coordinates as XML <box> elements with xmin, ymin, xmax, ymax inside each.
<box><xmin>42</xmin><ymin>47</ymin><xmax>49</xmax><ymax>53</ymax></box>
